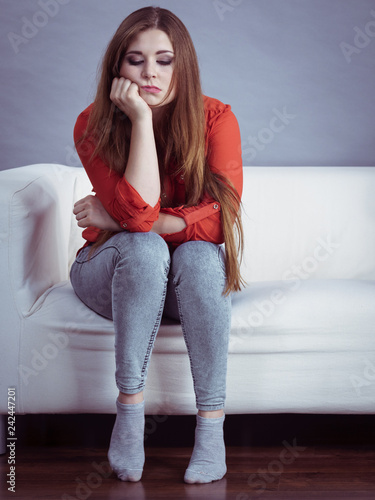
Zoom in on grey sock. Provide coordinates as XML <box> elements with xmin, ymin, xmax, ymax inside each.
<box><xmin>108</xmin><ymin>399</ymin><xmax>145</xmax><ymax>482</ymax></box>
<box><xmin>184</xmin><ymin>414</ymin><xmax>227</xmax><ymax>484</ymax></box>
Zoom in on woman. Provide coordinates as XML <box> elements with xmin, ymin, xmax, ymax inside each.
<box><xmin>71</xmin><ymin>6</ymin><xmax>243</xmax><ymax>484</ymax></box>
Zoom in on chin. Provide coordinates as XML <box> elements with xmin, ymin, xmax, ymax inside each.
<box><xmin>144</xmin><ymin>96</ymin><xmax>164</xmax><ymax>105</ymax></box>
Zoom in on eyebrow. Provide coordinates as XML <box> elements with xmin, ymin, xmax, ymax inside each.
<box><xmin>125</xmin><ymin>50</ymin><xmax>174</xmax><ymax>55</ymax></box>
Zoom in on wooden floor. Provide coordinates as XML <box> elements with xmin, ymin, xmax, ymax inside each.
<box><xmin>1</xmin><ymin>444</ymin><xmax>375</xmax><ymax>499</ymax></box>
<box><xmin>1</xmin><ymin>414</ymin><xmax>375</xmax><ymax>499</ymax></box>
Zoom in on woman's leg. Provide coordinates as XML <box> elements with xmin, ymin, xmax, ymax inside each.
<box><xmin>70</xmin><ymin>231</ymin><xmax>170</xmax><ymax>393</ymax></box>
<box><xmin>167</xmin><ymin>241</ymin><xmax>231</xmax><ymax>483</ymax></box>
<box><xmin>70</xmin><ymin>231</ymin><xmax>170</xmax><ymax>481</ymax></box>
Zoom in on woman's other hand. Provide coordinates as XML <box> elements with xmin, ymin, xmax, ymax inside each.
<box><xmin>73</xmin><ymin>195</ymin><xmax>122</xmax><ymax>231</ymax></box>
<box><xmin>110</xmin><ymin>77</ymin><xmax>152</xmax><ymax>123</ymax></box>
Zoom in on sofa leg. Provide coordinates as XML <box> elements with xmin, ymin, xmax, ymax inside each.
<box><xmin>0</xmin><ymin>414</ymin><xmax>6</xmax><ymax>454</ymax></box>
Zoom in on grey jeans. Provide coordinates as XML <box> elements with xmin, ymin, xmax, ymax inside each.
<box><xmin>70</xmin><ymin>231</ymin><xmax>231</xmax><ymax>411</ymax></box>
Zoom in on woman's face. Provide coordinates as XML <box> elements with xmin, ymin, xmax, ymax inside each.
<box><xmin>119</xmin><ymin>29</ymin><xmax>176</xmax><ymax>109</ymax></box>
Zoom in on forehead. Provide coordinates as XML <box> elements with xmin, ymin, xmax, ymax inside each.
<box><xmin>127</xmin><ymin>29</ymin><xmax>174</xmax><ymax>53</ymax></box>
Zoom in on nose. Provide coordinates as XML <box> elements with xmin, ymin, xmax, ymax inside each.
<box><xmin>141</xmin><ymin>60</ymin><xmax>156</xmax><ymax>79</ymax></box>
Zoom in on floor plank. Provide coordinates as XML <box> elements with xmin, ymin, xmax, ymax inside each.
<box><xmin>1</xmin><ymin>444</ymin><xmax>375</xmax><ymax>500</ymax></box>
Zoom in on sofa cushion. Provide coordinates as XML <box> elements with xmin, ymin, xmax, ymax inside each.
<box><xmin>230</xmin><ymin>278</ymin><xmax>375</xmax><ymax>354</ymax></box>
<box><xmin>18</xmin><ymin>278</ymin><xmax>375</xmax><ymax>414</ymax></box>
<box><xmin>26</xmin><ymin>278</ymin><xmax>375</xmax><ymax>357</ymax></box>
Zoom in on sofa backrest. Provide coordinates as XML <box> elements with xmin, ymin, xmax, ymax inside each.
<box><xmin>240</xmin><ymin>166</ymin><xmax>375</xmax><ymax>284</ymax></box>
<box><xmin>1</xmin><ymin>164</ymin><xmax>374</xmax><ymax>315</ymax></box>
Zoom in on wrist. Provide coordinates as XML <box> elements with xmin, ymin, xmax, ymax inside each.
<box><xmin>152</xmin><ymin>213</ymin><xmax>187</xmax><ymax>234</ymax></box>
<box><xmin>130</xmin><ymin>110</ymin><xmax>153</xmax><ymax>126</ymax></box>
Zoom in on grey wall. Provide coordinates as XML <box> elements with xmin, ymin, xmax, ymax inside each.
<box><xmin>1</xmin><ymin>0</ymin><xmax>375</xmax><ymax>171</ymax></box>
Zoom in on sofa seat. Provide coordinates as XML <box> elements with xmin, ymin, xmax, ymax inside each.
<box><xmin>17</xmin><ymin>277</ymin><xmax>375</xmax><ymax>415</ymax></box>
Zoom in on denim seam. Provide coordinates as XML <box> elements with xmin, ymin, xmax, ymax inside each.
<box><xmin>139</xmin><ymin>260</ymin><xmax>170</xmax><ymax>384</ymax></box>
<box><xmin>140</xmin><ymin>278</ymin><xmax>168</xmax><ymax>382</ymax></box>
<box><xmin>74</xmin><ymin>243</ymin><xmax>123</xmax><ymax>264</ymax></box>
<box><xmin>171</xmin><ymin>274</ymin><xmax>198</xmax><ymax>396</ymax></box>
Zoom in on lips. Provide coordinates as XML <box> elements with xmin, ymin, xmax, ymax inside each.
<box><xmin>141</xmin><ymin>86</ymin><xmax>161</xmax><ymax>94</ymax></box>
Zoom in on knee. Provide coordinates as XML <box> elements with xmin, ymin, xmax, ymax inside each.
<box><xmin>115</xmin><ymin>232</ymin><xmax>170</xmax><ymax>273</ymax></box>
<box><xmin>171</xmin><ymin>241</ymin><xmax>226</xmax><ymax>288</ymax></box>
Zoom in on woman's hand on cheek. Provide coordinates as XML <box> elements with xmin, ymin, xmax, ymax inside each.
<box><xmin>73</xmin><ymin>195</ymin><xmax>122</xmax><ymax>231</ymax></box>
<box><xmin>110</xmin><ymin>77</ymin><xmax>152</xmax><ymax>123</ymax></box>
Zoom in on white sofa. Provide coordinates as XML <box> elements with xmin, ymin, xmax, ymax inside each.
<box><xmin>1</xmin><ymin>164</ymin><xmax>375</xmax><ymax>452</ymax></box>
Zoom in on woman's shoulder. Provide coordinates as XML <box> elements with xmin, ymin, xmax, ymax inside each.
<box><xmin>203</xmin><ymin>95</ymin><xmax>238</xmax><ymax>132</ymax></box>
<box><xmin>203</xmin><ymin>95</ymin><xmax>232</xmax><ymax>116</ymax></box>
<box><xmin>76</xmin><ymin>103</ymin><xmax>94</xmax><ymax>123</ymax></box>
<box><xmin>74</xmin><ymin>103</ymin><xmax>94</xmax><ymax>141</ymax></box>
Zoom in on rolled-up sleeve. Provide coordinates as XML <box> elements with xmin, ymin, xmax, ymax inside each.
<box><xmin>160</xmin><ymin>200</ymin><xmax>223</xmax><ymax>244</ymax></box>
<box><xmin>113</xmin><ymin>177</ymin><xmax>160</xmax><ymax>231</ymax></box>
<box><xmin>74</xmin><ymin>106</ymin><xmax>160</xmax><ymax>233</ymax></box>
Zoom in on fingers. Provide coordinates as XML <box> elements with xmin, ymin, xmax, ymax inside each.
<box><xmin>73</xmin><ymin>194</ymin><xmax>120</xmax><ymax>231</ymax></box>
<box><xmin>74</xmin><ymin>205</ymin><xmax>92</xmax><ymax>228</ymax></box>
<box><xmin>74</xmin><ymin>210</ymin><xmax>87</xmax><ymax>221</ymax></box>
<box><xmin>77</xmin><ymin>218</ymin><xmax>89</xmax><ymax>228</ymax></box>
<box><xmin>73</xmin><ymin>203</ymin><xmax>89</xmax><ymax>227</ymax></box>
<box><xmin>110</xmin><ymin>77</ymin><xmax>134</xmax><ymax>106</ymax></box>
<box><xmin>72</xmin><ymin>204</ymin><xmax>89</xmax><ymax>227</ymax></box>
<box><xmin>127</xmin><ymin>81</ymin><xmax>140</xmax><ymax>99</ymax></box>
<box><xmin>73</xmin><ymin>195</ymin><xmax>108</xmax><ymax>229</ymax></box>
<box><xmin>110</xmin><ymin>77</ymin><xmax>125</xmax><ymax>100</ymax></box>
<box><xmin>110</xmin><ymin>78</ymin><xmax>148</xmax><ymax>121</ymax></box>
<box><xmin>73</xmin><ymin>195</ymin><xmax>96</xmax><ymax>228</ymax></box>
<box><xmin>73</xmin><ymin>195</ymin><xmax>93</xmax><ymax>215</ymax></box>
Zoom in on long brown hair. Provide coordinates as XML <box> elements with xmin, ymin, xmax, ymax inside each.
<box><xmin>76</xmin><ymin>6</ymin><xmax>244</xmax><ymax>294</ymax></box>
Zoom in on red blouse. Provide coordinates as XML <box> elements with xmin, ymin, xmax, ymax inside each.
<box><xmin>73</xmin><ymin>95</ymin><xmax>243</xmax><ymax>246</ymax></box>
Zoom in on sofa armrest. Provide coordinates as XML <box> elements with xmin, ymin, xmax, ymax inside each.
<box><xmin>0</xmin><ymin>164</ymin><xmax>91</xmax><ymax>316</ymax></box>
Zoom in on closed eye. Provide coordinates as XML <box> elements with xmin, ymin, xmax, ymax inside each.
<box><xmin>128</xmin><ymin>59</ymin><xmax>143</xmax><ymax>66</ymax></box>
<box><xmin>127</xmin><ymin>59</ymin><xmax>173</xmax><ymax>66</ymax></box>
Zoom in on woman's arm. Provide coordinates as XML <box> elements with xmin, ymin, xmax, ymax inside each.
<box><xmin>73</xmin><ymin>192</ymin><xmax>187</xmax><ymax>235</ymax></box>
<box><xmin>150</xmin><ymin>213</ymin><xmax>187</xmax><ymax>234</ymax></box>
<box><xmin>110</xmin><ymin>77</ymin><xmax>160</xmax><ymax>207</ymax></box>
<box><xmin>73</xmin><ymin>195</ymin><xmax>187</xmax><ymax>235</ymax></box>
<box><xmin>73</xmin><ymin>195</ymin><xmax>123</xmax><ymax>231</ymax></box>
<box><xmin>74</xmin><ymin>79</ymin><xmax>162</xmax><ymax>233</ymax></box>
